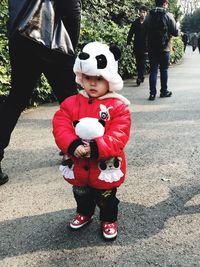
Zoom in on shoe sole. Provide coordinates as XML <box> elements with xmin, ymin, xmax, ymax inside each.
<box><xmin>103</xmin><ymin>231</ymin><xmax>117</xmax><ymax>240</ymax></box>
<box><xmin>69</xmin><ymin>218</ymin><xmax>92</xmax><ymax>230</ymax></box>
<box><xmin>160</xmin><ymin>95</ymin><xmax>172</xmax><ymax>98</ymax></box>
<box><xmin>160</xmin><ymin>93</ymin><xmax>172</xmax><ymax>98</ymax></box>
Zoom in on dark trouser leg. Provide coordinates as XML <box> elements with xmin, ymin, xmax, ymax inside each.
<box><xmin>149</xmin><ymin>53</ymin><xmax>159</xmax><ymax>96</ymax></box>
<box><xmin>56</xmin><ymin>0</ymin><xmax>81</xmax><ymax>49</ymax></box>
<box><xmin>184</xmin><ymin>44</ymin><xmax>186</xmax><ymax>52</ymax></box>
<box><xmin>73</xmin><ymin>186</ymin><xmax>96</xmax><ymax>216</ymax></box>
<box><xmin>93</xmin><ymin>188</ymin><xmax>119</xmax><ymax>222</ymax></box>
<box><xmin>44</xmin><ymin>60</ymin><xmax>78</xmax><ymax>104</ymax></box>
<box><xmin>0</xmin><ymin>35</ymin><xmax>42</xmax><ymax>161</ymax></box>
<box><xmin>44</xmin><ymin>0</ymin><xmax>81</xmax><ymax>104</ymax></box>
<box><xmin>160</xmin><ymin>52</ymin><xmax>170</xmax><ymax>94</ymax></box>
<box><xmin>135</xmin><ymin>53</ymin><xmax>146</xmax><ymax>81</ymax></box>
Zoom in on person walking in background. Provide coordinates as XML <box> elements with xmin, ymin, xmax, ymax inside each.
<box><xmin>0</xmin><ymin>0</ymin><xmax>82</xmax><ymax>186</ymax></box>
<box><xmin>53</xmin><ymin>41</ymin><xmax>131</xmax><ymax>240</ymax></box>
<box><xmin>143</xmin><ymin>0</ymin><xmax>179</xmax><ymax>101</ymax></box>
<box><xmin>197</xmin><ymin>34</ymin><xmax>200</xmax><ymax>53</ymax></box>
<box><xmin>181</xmin><ymin>32</ymin><xmax>188</xmax><ymax>52</ymax></box>
<box><xmin>127</xmin><ymin>6</ymin><xmax>148</xmax><ymax>86</ymax></box>
<box><xmin>191</xmin><ymin>33</ymin><xmax>198</xmax><ymax>52</ymax></box>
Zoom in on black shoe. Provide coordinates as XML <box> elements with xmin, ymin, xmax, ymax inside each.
<box><xmin>136</xmin><ymin>78</ymin><xmax>141</xmax><ymax>86</ymax></box>
<box><xmin>160</xmin><ymin>91</ymin><xmax>172</xmax><ymax>98</ymax></box>
<box><xmin>0</xmin><ymin>167</ymin><xmax>9</xmax><ymax>185</ymax></box>
<box><xmin>148</xmin><ymin>94</ymin><xmax>156</xmax><ymax>101</ymax></box>
<box><xmin>141</xmin><ymin>77</ymin><xmax>145</xmax><ymax>83</ymax></box>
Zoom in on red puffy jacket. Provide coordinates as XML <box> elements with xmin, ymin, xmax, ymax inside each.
<box><xmin>53</xmin><ymin>91</ymin><xmax>131</xmax><ymax>189</ymax></box>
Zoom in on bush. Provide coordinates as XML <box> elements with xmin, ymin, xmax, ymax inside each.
<box><xmin>170</xmin><ymin>37</ymin><xmax>184</xmax><ymax>64</ymax></box>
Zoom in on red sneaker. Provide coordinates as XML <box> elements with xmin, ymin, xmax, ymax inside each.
<box><xmin>102</xmin><ymin>221</ymin><xmax>117</xmax><ymax>240</ymax></box>
<box><xmin>70</xmin><ymin>213</ymin><xmax>92</xmax><ymax>229</ymax></box>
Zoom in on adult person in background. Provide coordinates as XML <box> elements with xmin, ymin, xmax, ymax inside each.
<box><xmin>143</xmin><ymin>0</ymin><xmax>179</xmax><ymax>101</ymax></box>
<box><xmin>181</xmin><ymin>32</ymin><xmax>188</xmax><ymax>52</ymax></box>
<box><xmin>197</xmin><ymin>34</ymin><xmax>200</xmax><ymax>53</ymax></box>
<box><xmin>127</xmin><ymin>6</ymin><xmax>148</xmax><ymax>86</ymax></box>
<box><xmin>0</xmin><ymin>0</ymin><xmax>82</xmax><ymax>186</ymax></box>
<box><xmin>191</xmin><ymin>33</ymin><xmax>198</xmax><ymax>52</ymax></box>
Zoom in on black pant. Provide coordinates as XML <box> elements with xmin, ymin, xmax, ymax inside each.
<box><xmin>135</xmin><ymin>52</ymin><xmax>146</xmax><ymax>80</ymax></box>
<box><xmin>0</xmin><ymin>1</ymin><xmax>81</xmax><ymax>161</ymax></box>
<box><xmin>73</xmin><ymin>186</ymin><xmax>119</xmax><ymax>222</ymax></box>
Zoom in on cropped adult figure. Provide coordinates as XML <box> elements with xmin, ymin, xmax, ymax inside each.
<box><xmin>0</xmin><ymin>0</ymin><xmax>82</xmax><ymax>185</ymax></box>
<box><xmin>143</xmin><ymin>0</ymin><xmax>179</xmax><ymax>101</ymax></box>
<box><xmin>181</xmin><ymin>32</ymin><xmax>188</xmax><ymax>52</ymax></box>
<box><xmin>127</xmin><ymin>6</ymin><xmax>148</xmax><ymax>86</ymax></box>
<box><xmin>191</xmin><ymin>33</ymin><xmax>198</xmax><ymax>52</ymax></box>
<box><xmin>198</xmin><ymin>35</ymin><xmax>200</xmax><ymax>53</ymax></box>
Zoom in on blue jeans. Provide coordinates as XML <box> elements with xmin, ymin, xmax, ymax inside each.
<box><xmin>149</xmin><ymin>51</ymin><xmax>170</xmax><ymax>95</ymax></box>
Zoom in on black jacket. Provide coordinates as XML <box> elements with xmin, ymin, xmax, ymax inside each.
<box><xmin>127</xmin><ymin>17</ymin><xmax>146</xmax><ymax>54</ymax></box>
<box><xmin>143</xmin><ymin>7</ymin><xmax>179</xmax><ymax>52</ymax></box>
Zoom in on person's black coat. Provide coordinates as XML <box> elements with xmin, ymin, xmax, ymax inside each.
<box><xmin>127</xmin><ymin>17</ymin><xmax>146</xmax><ymax>54</ymax></box>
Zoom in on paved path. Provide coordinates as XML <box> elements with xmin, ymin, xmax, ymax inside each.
<box><xmin>1</xmin><ymin>46</ymin><xmax>200</xmax><ymax>267</ymax></box>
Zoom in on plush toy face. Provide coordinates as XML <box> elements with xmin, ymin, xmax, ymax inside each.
<box><xmin>73</xmin><ymin>117</ymin><xmax>105</xmax><ymax>140</ymax></box>
<box><xmin>73</xmin><ymin>41</ymin><xmax>123</xmax><ymax>91</ymax></box>
<box><xmin>98</xmin><ymin>157</ymin><xmax>124</xmax><ymax>183</ymax></box>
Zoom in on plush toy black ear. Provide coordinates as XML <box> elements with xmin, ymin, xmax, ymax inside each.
<box><xmin>98</xmin><ymin>119</ymin><xmax>106</xmax><ymax>127</ymax></box>
<box><xmin>109</xmin><ymin>44</ymin><xmax>121</xmax><ymax>61</ymax></box>
<box><xmin>62</xmin><ymin>158</ymin><xmax>74</xmax><ymax>168</ymax></box>
<box><xmin>113</xmin><ymin>157</ymin><xmax>120</xmax><ymax>168</ymax></box>
<box><xmin>73</xmin><ymin>120</ymin><xmax>79</xmax><ymax>127</ymax></box>
<box><xmin>99</xmin><ymin>161</ymin><xmax>107</xmax><ymax>170</ymax></box>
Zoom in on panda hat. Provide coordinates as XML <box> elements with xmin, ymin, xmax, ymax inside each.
<box><xmin>73</xmin><ymin>41</ymin><xmax>124</xmax><ymax>91</ymax></box>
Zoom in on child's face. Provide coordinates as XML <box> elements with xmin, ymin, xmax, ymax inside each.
<box><xmin>82</xmin><ymin>74</ymin><xmax>109</xmax><ymax>98</ymax></box>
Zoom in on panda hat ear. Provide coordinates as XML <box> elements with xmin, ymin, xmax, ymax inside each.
<box><xmin>79</xmin><ymin>42</ymin><xmax>90</xmax><ymax>51</ymax></box>
<box><xmin>109</xmin><ymin>44</ymin><xmax>121</xmax><ymax>61</ymax></box>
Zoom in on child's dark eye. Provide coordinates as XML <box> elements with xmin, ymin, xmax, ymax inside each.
<box><xmin>97</xmin><ymin>76</ymin><xmax>103</xmax><ymax>81</ymax></box>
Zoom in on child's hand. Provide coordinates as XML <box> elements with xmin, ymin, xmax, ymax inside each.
<box><xmin>74</xmin><ymin>145</ymin><xmax>87</xmax><ymax>158</ymax></box>
<box><xmin>84</xmin><ymin>143</ymin><xmax>91</xmax><ymax>158</ymax></box>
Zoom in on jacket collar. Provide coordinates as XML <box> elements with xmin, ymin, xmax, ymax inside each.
<box><xmin>79</xmin><ymin>90</ymin><xmax>130</xmax><ymax>106</ymax></box>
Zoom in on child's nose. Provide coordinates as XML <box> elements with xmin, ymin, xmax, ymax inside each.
<box><xmin>90</xmin><ymin>78</ymin><xmax>96</xmax><ymax>85</ymax></box>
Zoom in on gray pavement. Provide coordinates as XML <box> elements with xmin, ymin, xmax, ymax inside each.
<box><xmin>0</xmin><ymin>46</ymin><xmax>200</xmax><ymax>267</ymax></box>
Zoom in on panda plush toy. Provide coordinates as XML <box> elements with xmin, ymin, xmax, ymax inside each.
<box><xmin>73</xmin><ymin>117</ymin><xmax>105</xmax><ymax>141</ymax></box>
<box><xmin>60</xmin><ymin>117</ymin><xmax>123</xmax><ymax>183</ymax></box>
<box><xmin>60</xmin><ymin>117</ymin><xmax>105</xmax><ymax>179</ymax></box>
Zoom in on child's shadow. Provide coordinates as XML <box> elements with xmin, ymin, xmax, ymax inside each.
<box><xmin>0</xmin><ymin>185</ymin><xmax>199</xmax><ymax>260</ymax></box>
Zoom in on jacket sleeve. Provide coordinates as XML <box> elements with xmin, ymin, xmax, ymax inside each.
<box><xmin>95</xmin><ymin>103</ymin><xmax>131</xmax><ymax>160</ymax></box>
<box><xmin>127</xmin><ymin>22</ymin><xmax>135</xmax><ymax>45</ymax></box>
<box><xmin>52</xmin><ymin>99</ymin><xmax>83</xmax><ymax>154</ymax></box>
<box><xmin>141</xmin><ymin>15</ymin><xmax>150</xmax><ymax>52</ymax></box>
<box><xmin>167</xmin><ymin>13</ymin><xmax>180</xmax><ymax>37</ymax></box>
